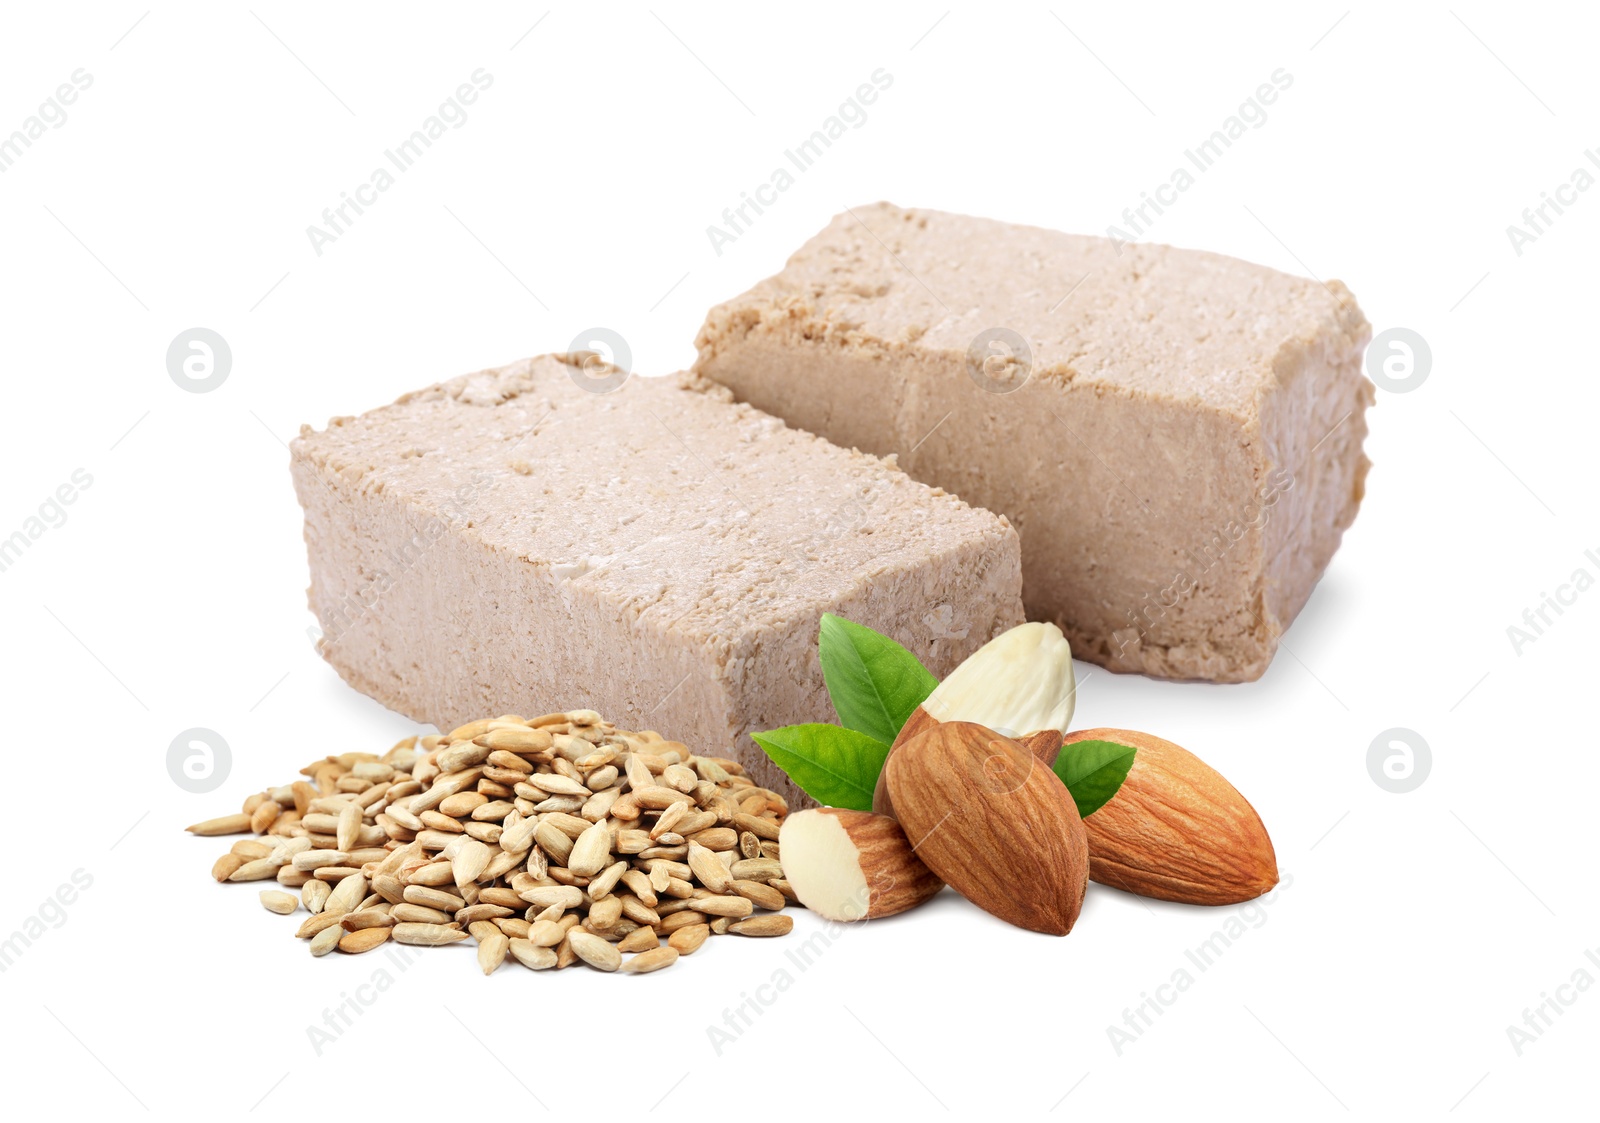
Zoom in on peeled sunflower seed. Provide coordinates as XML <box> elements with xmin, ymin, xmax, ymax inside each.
<box><xmin>392</xmin><ymin>923</ymin><xmax>469</xmax><ymax>947</ymax></box>
<box><xmin>187</xmin><ymin>814</ymin><xmax>253</xmax><ymax>837</ymax></box>
<box><xmin>309</xmin><ymin>925</ymin><xmax>343</xmax><ymax>956</ymax></box>
<box><xmin>476</xmin><ymin>932</ymin><xmax>509</xmax><ymax>975</ymax></box>
<box><xmin>566</xmin><ymin>930</ymin><xmax>622</xmax><ymax>972</ymax></box>
<box><xmin>728</xmin><ymin>915</ymin><xmax>794</xmax><ymax>937</ymax></box>
<box><xmin>190</xmin><ymin>709</ymin><xmax>793</xmax><ymax>976</ymax></box>
<box><xmin>259</xmin><ymin>890</ymin><xmax>298</xmax><ymax>915</ymax></box>
<box><xmin>228</xmin><ymin>859</ymin><xmax>281</xmax><ymax>883</ymax></box>
<box><xmin>508</xmin><ymin>940</ymin><xmax>558</xmax><ymax>970</ymax></box>
<box><xmin>302</xmin><ymin>879</ymin><xmax>332</xmax><ymax>913</ymax></box>
<box><xmin>617</xmin><ymin>928</ymin><xmax>661</xmax><ymax>954</ymax></box>
<box><xmin>338</xmin><ymin>928</ymin><xmax>391</xmax><ymax>954</ymax></box>
<box><xmin>668</xmin><ymin>923</ymin><xmax>711</xmax><ymax>954</ymax></box>
<box><xmin>620</xmin><ymin>945</ymin><xmax>679</xmax><ymax>974</ymax></box>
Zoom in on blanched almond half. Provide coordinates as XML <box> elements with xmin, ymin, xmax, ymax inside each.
<box><xmin>777</xmin><ymin>808</ymin><xmax>943</xmax><ymax>922</ymax></box>
<box><xmin>916</xmin><ymin>622</ymin><xmax>1076</xmax><ymax>739</ymax></box>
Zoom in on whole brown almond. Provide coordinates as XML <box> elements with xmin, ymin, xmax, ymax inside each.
<box><xmin>875</xmin><ymin>712</ymin><xmax>1062</xmax><ymax>818</ymax></box>
<box><xmin>884</xmin><ymin>721</ymin><xmax>1088</xmax><ymax>935</ymax></box>
<box><xmin>1061</xmin><ymin>728</ymin><xmax>1277</xmax><ymax>905</ymax></box>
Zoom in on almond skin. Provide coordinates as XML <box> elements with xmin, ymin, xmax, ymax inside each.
<box><xmin>884</xmin><ymin>721</ymin><xmax>1088</xmax><ymax>935</ymax></box>
<box><xmin>778</xmin><ymin>808</ymin><xmax>944</xmax><ymax>921</ymax></box>
<box><xmin>1062</xmin><ymin>728</ymin><xmax>1277</xmax><ymax>905</ymax></box>
<box><xmin>874</xmin><ymin>710</ymin><xmax>1062</xmax><ymax>818</ymax></box>
<box><xmin>890</xmin><ymin>704</ymin><xmax>940</xmax><ymax>752</ymax></box>
<box><xmin>1015</xmin><ymin>729</ymin><xmax>1064</xmax><ymax>767</ymax></box>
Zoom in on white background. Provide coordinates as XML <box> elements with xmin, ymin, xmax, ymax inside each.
<box><xmin>1</xmin><ymin>2</ymin><xmax>1593</xmax><ymax>1117</ymax></box>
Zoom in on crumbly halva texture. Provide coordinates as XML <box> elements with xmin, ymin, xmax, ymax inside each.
<box><xmin>693</xmin><ymin>203</ymin><xmax>1374</xmax><ymax>681</ymax></box>
<box><xmin>290</xmin><ymin>354</ymin><xmax>1023</xmax><ymax>806</ymax></box>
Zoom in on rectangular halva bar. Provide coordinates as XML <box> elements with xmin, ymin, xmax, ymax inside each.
<box><xmin>693</xmin><ymin>204</ymin><xmax>1374</xmax><ymax>681</ymax></box>
<box><xmin>290</xmin><ymin>355</ymin><xmax>1024</xmax><ymax>806</ymax></box>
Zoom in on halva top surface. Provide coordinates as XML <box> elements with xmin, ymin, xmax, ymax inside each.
<box><xmin>699</xmin><ymin>202</ymin><xmax>1366</xmax><ymax>415</ymax></box>
<box><xmin>291</xmin><ymin>354</ymin><xmax>1017</xmax><ymax>641</ymax></box>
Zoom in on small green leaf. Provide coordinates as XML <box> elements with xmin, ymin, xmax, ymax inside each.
<box><xmin>1052</xmin><ymin>739</ymin><xmax>1137</xmax><ymax>818</ymax></box>
<box><xmin>816</xmin><ymin>614</ymin><xmax>938</xmax><ymax>746</ymax></box>
<box><xmin>750</xmin><ymin>724</ymin><xmax>891</xmax><ymax>811</ymax></box>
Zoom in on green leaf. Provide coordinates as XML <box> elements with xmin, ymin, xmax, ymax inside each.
<box><xmin>1052</xmin><ymin>739</ymin><xmax>1137</xmax><ymax>818</ymax></box>
<box><xmin>750</xmin><ymin>724</ymin><xmax>892</xmax><ymax>811</ymax></box>
<box><xmin>816</xmin><ymin>614</ymin><xmax>938</xmax><ymax>746</ymax></box>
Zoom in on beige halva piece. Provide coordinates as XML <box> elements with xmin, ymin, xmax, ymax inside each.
<box><xmin>290</xmin><ymin>355</ymin><xmax>1023</xmax><ymax>806</ymax></box>
<box><xmin>694</xmin><ymin>204</ymin><xmax>1374</xmax><ymax>681</ymax></box>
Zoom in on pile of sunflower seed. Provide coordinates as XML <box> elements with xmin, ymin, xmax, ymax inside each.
<box><xmin>189</xmin><ymin>710</ymin><xmax>795</xmax><ymax>974</ymax></box>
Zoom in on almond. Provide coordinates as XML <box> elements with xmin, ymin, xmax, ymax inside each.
<box><xmin>884</xmin><ymin>721</ymin><xmax>1088</xmax><ymax>935</ymax></box>
<box><xmin>876</xmin><ymin>716</ymin><xmax>1063</xmax><ymax>818</ymax></box>
<box><xmin>1062</xmin><ymin>728</ymin><xmax>1277</xmax><ymax>905</ymax></box>
<box><xmin>778</xmin><ymin>808</ymin><xmax>944</xmax><ymax>922</ymax></box>
<box><xmin>915</xmin><ymin>622</ymin><xmax>1076</xmax><ymax>737</ymax></box>
<box><xmin>892</xmin><ymin>710</ymin><xmax>1063</xmax><ymax>765</ymax></box>
<box><xmin>874</xmin><ymin>623</ymin><xmax>1073</xmax><ymax>817</ymax></box>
